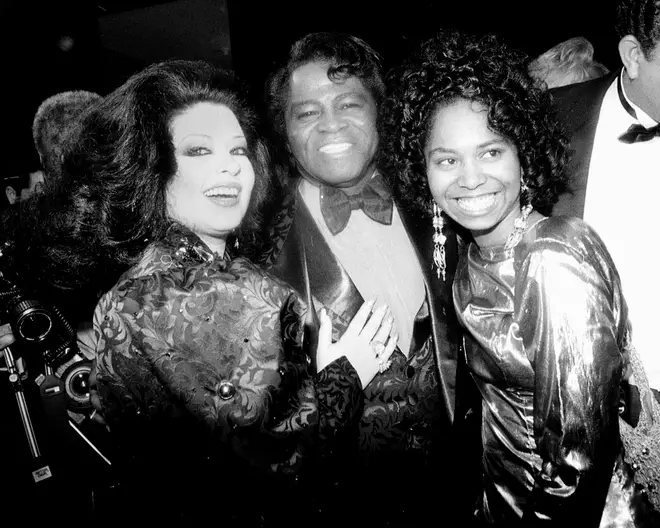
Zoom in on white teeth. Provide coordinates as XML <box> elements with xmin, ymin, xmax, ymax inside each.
<box><xmin>456</xmin><ymin>194</ymin><xmax>496</xmax><ymax>212</ymax></box>
<box><xmin>319</xmin><ymin>142</ymin><xmax>352</xmax><ymax>154</ymax></box>
<box><xmin>205</xmin><ymin>187</ymin><xmax>239</xmax><ymax>197</ymax></box>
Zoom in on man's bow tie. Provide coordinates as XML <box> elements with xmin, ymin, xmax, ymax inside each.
<box><xmin>618</xmin><ymin>123</ymin><xmax>660</xmax><ymax>144</ymax></box>
<box><xmin>319</xmin><ymin>173</ymin><xmax>394</xmax><ymax>235</ymax></box>
<box><xmin>617</xmin><ymin>75</ymin><xmax>660</xmax><ymax>144</ymax></box>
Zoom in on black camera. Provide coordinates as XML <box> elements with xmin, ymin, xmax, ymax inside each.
<box><xmin>0</xmin><ymin>240</ymin><xmax>92</xmax><ymax>412</ymax></box>
<box><xmin>0</xmin><ymin>284</ymin><xmax>77</xmax><ymax>367</ymax></box>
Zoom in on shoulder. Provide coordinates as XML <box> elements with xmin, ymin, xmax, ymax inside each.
<box><xmin>522</xmin><ymin>216</ymin><xmax>616</xmax><ymax>278</ymax></box>
<box><xmin>549</xmin><ymin>72</ymin><xmax>617</xmax><ymax>125</ymax></box>
<box><xmin>258</xmin><ymin>180</ymin><xmax>299</xmax><ymax>267</ymax></box>
<box><xmin>550</xmin><ymin>72</ymin><xmax>616</xmax><ymax>108</ymax></box>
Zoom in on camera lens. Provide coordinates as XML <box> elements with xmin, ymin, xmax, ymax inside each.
<box><xmin>61</xmin><ymin>360</ymin><xmax>93</xmax><ymax>412</ymax></box>
<box><xmin>17</xmin><ymin>310</ymin><xmax>53</xmax><ymax>342</ymax></box>
<box><xmin>7</xmin><ymin>295</ymin><xmax>53</xmax><ymax>342</ymax></box>
<box><xmin>70</xmin><ymin>371</ymin><xmax>90</xmax><ymax>398</ymax></box>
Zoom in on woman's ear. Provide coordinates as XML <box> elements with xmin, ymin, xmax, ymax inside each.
<box><xmin>619</xmin><ymin>35</ymin><xmax>643</xmax><ymax>80</ymax></box>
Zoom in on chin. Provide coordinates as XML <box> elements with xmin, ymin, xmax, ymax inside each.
<box><xmin>447</xmin><ymin>211</ymin><xmax>501</xmax><ymax>235</ymax></box>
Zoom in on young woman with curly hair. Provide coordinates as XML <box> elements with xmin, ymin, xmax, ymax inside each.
<box><xmin>382</xmin><ymin>29</ymin><xmax>659</xmax><ymax>527</ymax></box>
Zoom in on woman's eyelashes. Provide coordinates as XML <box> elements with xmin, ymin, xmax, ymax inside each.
<box><xmin>182</xmin><ymin>144</ymin><xmax>249</xmax><ymax>157</ymax></box>
<box><xmin>184</xmin><ymin>145</ymin><xmax>211</xmax><ymax>157</ymax></box>
<box><xmin>230</xmin><ymin>145</ymin><xmax>249</xmax><ymax>156</ymax></box>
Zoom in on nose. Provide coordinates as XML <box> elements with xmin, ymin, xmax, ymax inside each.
<box><xmin>318</xmin><ymin>110</ymin><xmax>348</xmax><ymax>133</ymax></box>
<box><xmin>218</xmin><ymin>153</ymin><xmax>241</xmax><ymax>176</ymax></box>
<box><xmin>457</xmin><ymin>160</ymin><xmax>487</xmax><ymax>189</ymax></box>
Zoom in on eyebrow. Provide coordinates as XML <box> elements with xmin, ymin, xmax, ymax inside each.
<box><xmin>427</xmin><ymin>139</ymin><xmax>506</xmax><ymax>156</ymax></box>
<box><xmin>177</xmin><ymin>133</ymin><xmax>246</xmax><ymax>144</ymax></box>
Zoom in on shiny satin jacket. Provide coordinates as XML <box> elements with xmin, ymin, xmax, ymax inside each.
<box><xmin>92</xmin><ymin>224</ymin><xmax>363</xmax><ymax>497</ymax></box>
<box><xmin>454</xmin><ymin>216</ymin><xmax>628</xmax><ymax>525</ymax></box>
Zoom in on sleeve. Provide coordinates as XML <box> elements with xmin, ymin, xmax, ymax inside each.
<box><xmin>517</xmin><ymin>238</ymin><xmax>624</xmax><ymax>526</ymax></box>
<box><xmin>92</xmin><ymin>262</ymin><xmax>364</xmax><ymax>476</ymax></box>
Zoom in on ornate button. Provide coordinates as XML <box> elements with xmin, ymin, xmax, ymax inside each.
<box><xmin>218</xmin><ymin>380</ymin><xmax>236</xmax><ymax>400</ymax></box>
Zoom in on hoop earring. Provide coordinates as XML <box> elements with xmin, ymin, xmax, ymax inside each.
<box><xmin>432</xmin><ymin>202</ymin><xmax>446</xmax><ymax>281</ymax></box>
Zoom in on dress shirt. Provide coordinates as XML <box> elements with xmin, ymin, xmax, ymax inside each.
<box><xmin>299</xmin><ymin>175</ymin><xmax>425</xmax><ymax>357</ymax></box>
<box><xmin>583</xmin><ymin>73</ymin><xmax>660</xmax><ymax>389</ymax></box>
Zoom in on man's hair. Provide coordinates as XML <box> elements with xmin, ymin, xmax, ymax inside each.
<box><xmin>529</xmin><ymin>37</ymin><xmax>610</xmax><ymax>89</ymax></box>
<box><xmin>266</xmin><ymin>32</ymin><xmax>385</xmax><ymax>147</ymax></box>
<box><xmin>616</xmin><ymin>0</ymin><xmax>660</xmax><ymax>58</ymax></box>
<box><xmin>32</xmin><ymin>91</ymin><xmax>102</xmax><ymax>181</ymax></box>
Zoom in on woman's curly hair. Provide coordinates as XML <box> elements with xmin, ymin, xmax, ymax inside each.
<box><xmin>382</xmin><ymin>29</ymin><xmax>569</xmax><ymax>218</ymax></box>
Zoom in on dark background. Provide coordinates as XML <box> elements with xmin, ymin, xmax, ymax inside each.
<box><xmin>2</xmin><ymin>0</ymin><xmax>620</xmax><ymax>179</ymax></box>
<box><xmin>0</xmin><ymin>0</ymin><xmax>620</xmax><ymax>515</ymax></box>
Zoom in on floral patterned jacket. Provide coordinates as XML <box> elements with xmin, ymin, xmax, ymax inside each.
<box><xmin>91</xmin><ymin>224</ymin><xmax>364</xmax><ymax>509</ymax></box>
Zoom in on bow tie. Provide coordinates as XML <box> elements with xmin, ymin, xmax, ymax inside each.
<box><xmin>617</xmin><ymin>75</ymin><xmax>660</xmax><ymax>144</ymax></box>
<box><xmin>618</xmin><ymin>123</ymin><xmax>660</xmax><ymax>144</ymax></box>
<box><xmin>319</xmin><ymin>173</ymin><xmax>394</xmax><ymax>235</ymax></box>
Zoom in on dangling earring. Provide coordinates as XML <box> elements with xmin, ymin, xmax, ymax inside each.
<box><xmin>520</xmin><ymin>175</ymin><xmax>530</xmax><ymax>205</ymax></box>
<box><xmin>432</xmin><ymin>202</ymin><xmax>446</xmax><ymax>281</ymax></box>
<box><xmin>234</xmin><ymin>238</ymin><xmax>240</xmax><ymax>249</ymax></box>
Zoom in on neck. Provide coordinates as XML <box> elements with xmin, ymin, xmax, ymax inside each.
<box><xmin>622</xmin><ymin>71</ymin><xmax>659</xmax><ymax>123</ymax></box>
<box><xmin>297</xmin><ymin>163</ymin><xmax>377</xmax><ymax>193</ymax></box>
<box><xmin>197</xmin><ymin>234</ymin><xmax>227</xmax><ymax>257</ymax></box>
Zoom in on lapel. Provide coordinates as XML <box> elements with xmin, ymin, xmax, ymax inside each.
<box><xmin>551</xmin><ymin>71</ymin><xmax>619</xmax><ymax>218</ymax></box>
<box><xmin>269</xmin><ymin>191</ymin><xmax>363</xmax><ymax>337</ymax></box>
<box><xmin>397</xmin><ymin>202</ymin><xmax>462</xmax><ymax>425</ymax></box>
<box><xmin>270</xmin><ymin>182</ymin><xmax>465</xmax><ymax>425</ymax></box>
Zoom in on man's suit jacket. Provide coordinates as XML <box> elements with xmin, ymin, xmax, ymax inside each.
<box><xmin>263</xmin><ymin>180</ymin><xmax>467</xmax><ymax>428</ymax></box>
<box><xmin>551</xmin><ymin>71</ymin><xmax>619</xmax><ymax>217</ymax></box>
<box><xmin>260</xmin><ymin>176</ymin><xmax>479</xmax><ymax>524</ymax></box>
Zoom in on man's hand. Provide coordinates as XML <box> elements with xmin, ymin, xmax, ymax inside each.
<box><xmin>0</xmin><ymin>323</ymin><xmax>16</xmax><ymax>353</ymax></box>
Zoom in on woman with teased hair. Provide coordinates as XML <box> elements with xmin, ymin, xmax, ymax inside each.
<box><xmin>43</xmin><ymin>60</ymin><xmax>396</xmax><ymax>525</ymax></box>
<box><xmin>383</xmin><ymin>29</ymin><xmax>658</xmax><ymax>526</ymax></box>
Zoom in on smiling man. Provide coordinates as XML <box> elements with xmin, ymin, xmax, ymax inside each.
<box><xmin>264</xmin><ymin>32</ymin><xmax>478</xmax><ymax>526</ymax></box>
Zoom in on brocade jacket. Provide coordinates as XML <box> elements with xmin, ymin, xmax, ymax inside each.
<box><xmin>90</xmin><ymin>223</ymin><xmax>364</xmax><ymax>527</ymax></box>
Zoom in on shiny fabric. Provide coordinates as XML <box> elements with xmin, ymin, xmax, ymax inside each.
<box><xmin>454</xmin><ymin>215</ymin><xmax>656</xmax><ymax>526</ymax></box>
<box><xmin>91</xmin><ymin>223</ymin><xmax>365</xmax><ymax>525</ymax></box>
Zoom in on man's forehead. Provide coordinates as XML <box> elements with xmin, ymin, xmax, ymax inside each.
<box><xmin>288</xmin><ymin>60</ymin><xmax>369</xmax><ymax>101</ymax></box>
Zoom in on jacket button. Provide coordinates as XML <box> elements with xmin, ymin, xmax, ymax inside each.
<box><xmin>218</xmin><ymin>380</ymin><xmax>236</xmax><ymax>400</ymax></box>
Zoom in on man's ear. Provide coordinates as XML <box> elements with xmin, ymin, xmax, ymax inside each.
<box><xmin>619</xmin><ymin>35</ymin><xmax>644</xmax><ymax>80</ymax></box>
<box><xmin>5</xmin><ymin>185</ymin><xmax>17</xmax><ymax>205</ymax></box>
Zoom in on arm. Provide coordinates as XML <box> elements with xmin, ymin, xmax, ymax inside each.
<box><xmin>93</xmin><ymin>261</ymin><xmax>364</xmax><ymax>474</ymax></box>
<box><xmin>518</xmin><ymin>238</ymin><xmax>624</xmax><ymax>526</ymax></box>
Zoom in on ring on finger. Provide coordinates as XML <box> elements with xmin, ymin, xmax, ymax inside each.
<box><xmin>370</xmin><ymin>340</ymin><xmax>386</xmax><ymax>359</ymax></box>
<box><xmin>378</xmin><ymin>357</ymin><xmax>392</xmax><ymax>374</ymax></box>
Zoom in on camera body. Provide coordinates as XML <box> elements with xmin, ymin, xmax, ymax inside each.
<box><xmin>0</xmin><ymin>240</ymin><xmax>92</xmax><ymax>414</ymax></box>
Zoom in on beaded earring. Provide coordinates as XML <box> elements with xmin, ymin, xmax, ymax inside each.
<box><xmin>432</xmin><ymin>202</ymin><xmax>446</xmax><ymax>281</ymax></box>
